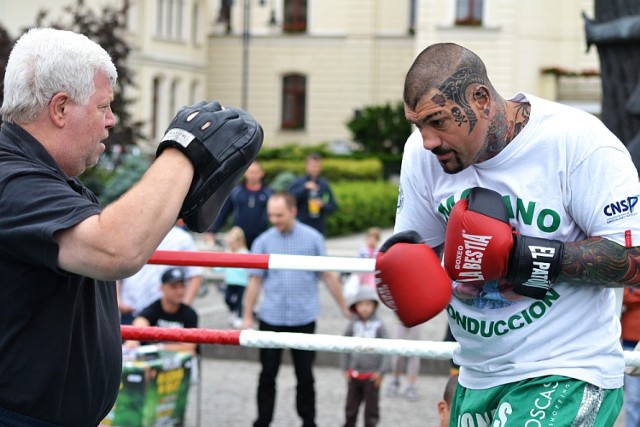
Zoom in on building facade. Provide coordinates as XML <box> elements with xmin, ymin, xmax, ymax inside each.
<box><xmin>0</xmin><ymin>0</ymin><xmax>599</xmax><ymax>150</ymax></box>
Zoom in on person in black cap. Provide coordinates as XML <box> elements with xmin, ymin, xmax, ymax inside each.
<box><xmin>124</xmin><ymin>267</ymin><xmax>199</xmax><ymax>355</ymax></box>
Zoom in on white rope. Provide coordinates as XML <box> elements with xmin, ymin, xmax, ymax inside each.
<box><xmin>238</xmin><ymin>331</ymin><xmax>640</xmax><ymax>367</ymax></box>
<box><xmin>240</xmin><ymin>331</ymin><xmax>458</xmax><ymax>359</ymax></box>
<box><xmin>268</xmin><ymin>254</ymin><xmax>376</xmax><ymax>273</ymax></box>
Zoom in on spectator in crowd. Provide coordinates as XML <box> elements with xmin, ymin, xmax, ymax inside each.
<box><xmin>340</xmin><ymin>286</ymin><xmax>390</xmax><ymax>427</ymax></box>
<box><xmin>242</xmin><ymin>192</ymin><xmax>350</xmax><ymax>427</ymax></box>
<box><xmin>214</xmin><ymin>226</ymin><xmax>250</xmax><ymax>328</ymax></box>
<box><xmin>288</xmin><ymin>153</ymin><xmax>338</xmax><ymax>236</ymax></box>
<box><xmin>124</xmin><ymin>267</ymin><xmax>199</xmax><ymax>355</ymax></box>
<box><xmin>437</xmin><ymin>375</ymin><xmax>458</xmax><ymax>427</ymax></box>
<box><xmin>117</xmin><ymin>224</ymin><xmax>203</xmax><ymax>324</ymax></box>
<box><xmin>357</xmin><ymin>226</ymin><xmax>381</xmax><ymax>290</ymax></box>
<box><xmin>386</xmin><ymin>323</ymin><xmax>422</xmax><ymax>401</ymax></box>
<box><xmin>343</xmin><ymin>227</ymin><xmax>383</xmax><ymax>300</ymax></box>
<box><xmin>622</xmin><ymin>288</ymin><xmax>640</xmax><ymax>427</ymax></box>
<box><xmin>207</xmin><ymin>160</ymin><xmax>272</xmax><ymax>248</ymax></box>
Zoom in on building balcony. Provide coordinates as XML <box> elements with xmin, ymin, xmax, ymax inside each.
<box><xmin>540</xmin><ymin>68</ymin><xmax>602</xmax><ymax>115</ymax></box>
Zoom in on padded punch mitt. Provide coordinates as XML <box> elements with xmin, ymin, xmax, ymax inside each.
<box><xmin>157</xmin><ymin>101</ymin><xmax>263</xmax><ymax>232</ymax></box>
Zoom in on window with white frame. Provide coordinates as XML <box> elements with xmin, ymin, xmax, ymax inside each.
<box><xmin>409</xmin><ymin>0</ymin><xmax>417</xmax><ymax>34</ymax></box>
<box><xmin>170</xmin><ymin>79</ymin><xmax>180</xmax><ymax>122</ymax></box>
<box><xmin>151</xmin><ymin>77</ymin><xmax>162</xmax><ymax>140</ymax></box>
<box><xmin>156</xmin><ymin>0</ymin><xmax>184</xmax><ymax>40</ymax></box>
<box><xmin>281</xmin><ymin>74</ymin><xmax>306</xmax><ymax>129</ymax></box>
<box><xmin>191</xmin><ymin>1</ymin><xmax>201</xmax><ymax>44</ymax></box>
<box><xmin>189</xmin><ymin>80</ymin><xmax>201</xmax><ymax>104</ymax></box>
<box><xmin>283</xmin><ymin>0</ymin><xmax>307</xmax><ymax>33</ymax></box>
<box><xmin>455</xmin><ymin>0</ymin><xmax>483</xmax><ymax>26</ymax></box>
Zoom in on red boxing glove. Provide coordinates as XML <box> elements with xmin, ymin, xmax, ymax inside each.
<box><xmin>444</xmin><ymin>188</ymin><xmax>514</xmax><ymax>284</ymax></box>
<box><xmin>443</xmin><ymin>187</ymin><xmax>564</xmax><ymax>299</ymax></box>
<box><xmin>375</xmin><ymin>231</ymin><xmax>452</xmax><ymax>327</ymax></box>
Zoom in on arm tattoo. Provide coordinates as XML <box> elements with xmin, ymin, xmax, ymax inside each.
<box><xmin>560</xmin><ymin>237</ymin><xmax>640</xmax><ymax>288</ymax></box>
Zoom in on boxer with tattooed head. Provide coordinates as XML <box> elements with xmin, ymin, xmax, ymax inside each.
<box><xmin>377</xmin><ymin>42</ymin><xmax>640</xmax><ymax>426</ymax></box>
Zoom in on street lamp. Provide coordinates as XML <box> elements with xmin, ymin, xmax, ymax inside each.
<box><xmin>241</xmin><ymin>0</ymin><xmax>276</xmax><ymax>110</ymax></box>
<box><xmin>241</xmin><ymin>0</ymin><xmax>251</xmax><ymax>110</ymax></box>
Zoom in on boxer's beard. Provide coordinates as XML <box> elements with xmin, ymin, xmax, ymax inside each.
<box><xmin>432</xmin><ymin>146</ymin><xmax>464</xmax><ymax>174</ymax></box>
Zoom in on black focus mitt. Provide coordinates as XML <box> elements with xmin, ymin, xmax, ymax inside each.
<box><xmin>156</xmin><ymin>101</ymin><xmax>263</xmax><ymax>232</ymax></box>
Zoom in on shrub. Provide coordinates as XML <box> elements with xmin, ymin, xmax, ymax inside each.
<box><xmin>325</xmin><ymin>181</ymin><xmax>398</xmax><ymax>236</ymax></box>
<box><xmin>261</xmin><ymin>157</ymin><xmax>383</xmax><ymax>183</ymax></box>
<box><xmin>99</xmin><ymin>153</ymin><xmax>151</xmax><ymax>205</ymax></box>
<box><xmin>257</xmin><ymin>143</ymin><xmax>333</xmax><ymax>160</ymax></box>
<box><xmin>346</xmin><ymin>101</ymin><xmax>411</xmax><ymax>155</ymax></box>
<box><xmin>269</xmin><ymin>170</ymin><xmax>297</xmax><ymax>192</ymax></box>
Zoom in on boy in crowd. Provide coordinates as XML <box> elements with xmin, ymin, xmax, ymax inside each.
<box><xmin>340</xmin><ymin>287</ymin><xmax>390</xmax><ymax>427</ymax></box>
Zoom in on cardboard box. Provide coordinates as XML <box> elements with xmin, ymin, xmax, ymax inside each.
<box><xmin>101</xmin><ymin>349</ymin><xmax>193</xmax><ymax>427</ymax></box>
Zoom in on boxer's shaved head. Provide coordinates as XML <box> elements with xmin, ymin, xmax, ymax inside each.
<box><xmin>404</xmin><ymin>43</ymin><xmax>493</xmax><ymax>111</ymax></box>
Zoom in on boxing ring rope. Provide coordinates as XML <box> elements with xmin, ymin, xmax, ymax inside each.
<box><xmin>121</xmin><ymin>325</ymin><xmax>640</xmax><ymax>367</ymax></box>
<box><xmin>149</xmin><ymin>250</ymin><xmax>376</xmax><ymax>273</ymax></box>
<box><xmin>143</xmin><ymin>249</ymin><xmax>640</xmax><ymax>368</ymax></box>
<box><xmin>121</xmin><ymin>325</ymin><xmax>458</xmax><ymax>359</ymax></box>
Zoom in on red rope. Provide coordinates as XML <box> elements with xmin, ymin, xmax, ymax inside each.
<box><xmin>148</xmin><ymin>250</ymin><xmax>270</xmax><ymax>269</ymax></box>
<box><xmin>121</xmin><ymin>325</ymin><xmax>242</xmax><ymax>346</ymax></box>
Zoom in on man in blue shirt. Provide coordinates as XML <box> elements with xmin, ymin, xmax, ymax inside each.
<box><xmin>242</xmin><ymin>192</ymin><xmax>349</xmax><ymax>427</ymax></box>
<box><xmin>208</xmin><ymin>160</ymin><xmax>272</xmax><ymax>248</ymax></box>
<box><xmin>288</xmin><ymin>153</ymin><xmax>338</xmax><ymax>236</ymax></box>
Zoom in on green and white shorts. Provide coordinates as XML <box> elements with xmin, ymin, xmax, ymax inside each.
<box><xmin>451</xmin><ymin>375</ymin><xmax>623</xmax><ymax>427</ymax></box>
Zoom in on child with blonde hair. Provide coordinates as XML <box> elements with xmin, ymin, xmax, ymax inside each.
<box><xmin>215</xmin><ymin>226</ymin><xmax>250</xmax><ymax>328</ymax></box>
<box><xmin>357</xmin><ymin>227</ymin><xmax>381</xmax><ymax>289</ymax></box>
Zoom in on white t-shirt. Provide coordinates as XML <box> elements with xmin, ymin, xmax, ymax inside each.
<box><xmin>120</xmin><ymin>226</ymin><xmax>203</xmax><ymax>314</ymax></box>
<box><xmin>395</xmin><ymin>92</ymin><xmax>640</xmax><ymax>390</ymax></box>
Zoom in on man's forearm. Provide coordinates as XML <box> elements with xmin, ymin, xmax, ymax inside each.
<box><xmin>560</xmin><ymin>236</ymin><xmax>640</xmax><ymax>287</ymax></box>
<box><xmin>56</xmin><ymin>149</ymin><xmax>194</xmax><ymax>280</ymax></box>
<box><xmin>242</xmin><ymin>276</ymin><xmax>261</xmax><ymax>320</ymax></box>
<box><xmin>323</xmin><ymin>272</ymin><xmax>348</xmax><ymax>313</ymax></box>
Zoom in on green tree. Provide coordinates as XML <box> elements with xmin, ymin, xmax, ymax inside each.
<box><xmin>100</xmin><ymin>152</ymin><xmax>151</xmax><ymax>205</ymax></box>
<box><xmin>346</xmin><ymin>101</ymin><xmax>411</xmax><ymax>154</ymax></box>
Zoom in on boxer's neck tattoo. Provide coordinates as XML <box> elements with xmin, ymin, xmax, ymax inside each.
<box><xmin>512</xmin><ymin>103</ymin><xmax>530</xmax><ymax>139</ymax></box>
<box><xmin>481</xmin><ymin>102</ymin><xmax>530</xmax><ymax>161</ymax></box>
<box><xmin>437</xmin><ymin>65</ymin><xmax>485</xmax><ymax>134</ymax></box>
<box><xmin>481</xmin><ymin>104</ymin><xmax>510</xmax><ymax>160</ymax></box>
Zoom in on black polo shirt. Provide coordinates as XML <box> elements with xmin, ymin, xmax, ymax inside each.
<box><xmin>0</xmin><ymin>123</ymin><xmax>121</xmax><ymax>426</ymax></box>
